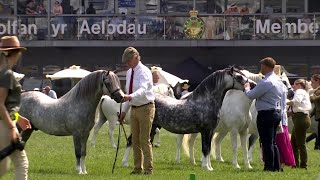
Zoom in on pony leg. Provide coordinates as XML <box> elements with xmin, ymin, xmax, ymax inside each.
<box><xmin>201</xmin><ymin>129</ymin><xmax>214</xmax><ymax>171</ymax></box>
<box><xmin>214</xmin><ymin>132</ymin><xmax>227</xmax><ymax>162</ymax></box>
<box><xmin>154</xmin><ymin>128</ymin><xmax>161</xmax><ymax>147</ymax></box>
<box><xmin>122</xmin><ymin>134</ymin><xmax>132</xmax><ymax>167</ymax></box>
<box><xmin>189</xmin><ymin>133</ymin><xmax>198</xmax><ymax>165</ymax></box>
<box><xmin>90</xmin><ymin>118</ymin><xmax>107</xmax><ymax>147</ymax></box>
<box><xmin>248</xmin><ymin>134</ymin><xmax>257</xmax><ymax>162</ymax></box>
<box><xmin>80</xmin><ymin>133</ymin><xmax>90</xmax><ymax>174</ymax></box>
<box><xmin>230</xmin><ymin>129</ymin><xmax>240</xmax><ymax>169</ymax></box>
<box><xmin>108</xmin><ymin>120</ymin><xmax>117</xmax><ymax>149</ymax></box>
<box><xmin>73</xmin><ymin>135</ymin><xmax>83</xmax><ymax>174</ymax></box>
<box><xmin>239</xmin><ymin>129</ymin><xmax>252</xmax><ymax>169</ymax></box>
<box><xmin>176</xmin><ymin>134</ymin><xmax>184</xmax><ymax>164</ymax></box>
<box><xmin>150</xmin><ymin>124</ymin><xmax>160</xmax><ymax>146</ymax></box>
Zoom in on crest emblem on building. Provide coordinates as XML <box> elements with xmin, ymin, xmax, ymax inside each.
<box><xmin>183</xmin><ymin>10</ymin><xmax>205</xmax><ymax>39</ymax></box>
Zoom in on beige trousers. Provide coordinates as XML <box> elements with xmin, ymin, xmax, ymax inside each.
<box><xmin>0</xmin><ymin>120</ymin><xmax>29</xmax><ymax>180</ymax></box>
<box><xmin>131</xmin><ymin>103</ymin><xmax>155</xmax><ymax>172</ymax></box>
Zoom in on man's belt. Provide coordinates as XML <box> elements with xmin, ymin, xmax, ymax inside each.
<box><xmin>132</xmin><ymin>102</ymin><xmax>154</xmax><ymax>108</ymax></box>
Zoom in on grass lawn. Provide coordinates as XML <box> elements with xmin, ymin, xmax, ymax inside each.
<box><xmin>3</xmin><ymin>125</ymin><xmax>320</xmax><ymax>180</ymax></box>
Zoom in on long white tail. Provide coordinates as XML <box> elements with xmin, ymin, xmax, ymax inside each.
<box><xmin>94</xmin><ymin>96</ymin><xmax>107</xmax><ymax>123</ymax></box>
<box><xmin>182</xmin><ymin>134</ymin><xmax>191</xmax><ymax>157</ymax></box>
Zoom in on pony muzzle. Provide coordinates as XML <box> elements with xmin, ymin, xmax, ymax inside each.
<box><xmin>111</xmin><ymin>89</ymin><xmax>125</xmax><ymax>103</ymax></box>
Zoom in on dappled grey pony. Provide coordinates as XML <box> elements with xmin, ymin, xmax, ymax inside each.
<box><xmin>151</xmin><ymin>67</ymin><xmax>249</xmax><ymax>171</ymax></box>
<box><xmin>19</xmin><ymin>70</ymin><xmax>124</xmax><ymax>174</ymax></box>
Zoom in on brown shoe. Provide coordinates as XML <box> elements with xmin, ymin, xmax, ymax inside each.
<box><xmin>130</xmin><ymin>171</ymin><xmax>141</xmax><ymax>175</ymax></box>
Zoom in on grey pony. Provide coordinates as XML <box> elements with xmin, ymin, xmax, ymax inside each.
<box><xmin>151</xmin><ymin>67</ymin><xmax>249</xmax><ymax>171</ymax></box>
<box><xmin>19</xmin><ymin>70</ymin><xmax>124</xmax><ymax>174</ymax></box>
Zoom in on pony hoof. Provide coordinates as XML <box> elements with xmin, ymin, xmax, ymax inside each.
<box><xmin>234</xmin><ymin>164</ymin><xmax>241</xmax><ymax>169</ymax></box>
<box><xmin>154</xmin><ymin>143</ymin><xmax>160</xmax><ymax>148</ymax></box>
<box><xmin>247</xmin><ymin>165</ymin><xmax>253</xmax><ymax>169</ymax></box>
<box><xmin>112</xmin><ymin>144</ymin><xmax>117</xmax><ymax>149</ymax></box>
<box><xmin>216</xmin><ymin>158</ymin><xmax>224</xmax><ymax>162</ymax></box>
<box><xmin>202</xmin><ymin>166</ymin><xmax>213</xmax><ymax>171</ymax></box>
<box><xmin>79</xmin><ymin>170</ymin><xmax>88</xmax><ymax>175</ymax></box>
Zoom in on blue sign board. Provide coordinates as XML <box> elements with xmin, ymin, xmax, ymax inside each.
<box><xmin>119</xmin><ymin>0</ymin><xmax>135</xmax><ymax>7</ymax></box>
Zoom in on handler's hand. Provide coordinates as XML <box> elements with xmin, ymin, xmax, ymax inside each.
<box><xmin>244</xmin><ymin>82</ymin><xmax>250</xmax><ymax>89</ymax></box>
<box><xmin>122</xmin><ymin>95</ymin><xmax>132</xmax><ymax>102</ymax></box>
<box><xmin>17</xmin><ymin>115</ymin><xmax>32</xmax><ymax>130</ymax></box>
<box><xmin>118</xmin><ymin>112</ymin><xmax>126</xmax><ymax>125</ymax></box>
<box><xmin>287</xmin><ymin>101</ymin><xmax>293</xmax><ymax>106</ymax></box>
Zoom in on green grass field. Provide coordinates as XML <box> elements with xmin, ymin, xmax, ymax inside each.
<box><xmin>3</xmin><ymin>125</ymin><xmax>320</xmax><ymax>180</ymax></box>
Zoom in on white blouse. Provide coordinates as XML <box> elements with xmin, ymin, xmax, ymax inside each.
<box><xmin>291</xmin><ymin>89</ymin><xmax>312</xmax><ymax>114</ymax></box>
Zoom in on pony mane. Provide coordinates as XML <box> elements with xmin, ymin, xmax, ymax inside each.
<box><xmin>191</xmin><ymin>69</ymin><xmax>227</xmax><ymax>98</ymax></box>
<box><xmin>62</xmin><ymin>70</ymin><xmax>104</xmax><ymax>99</ymax></box>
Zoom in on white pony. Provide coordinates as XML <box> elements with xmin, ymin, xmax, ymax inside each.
<box><xmin>91</xmin><ymin>83</ymin><xmax>175</xmax><ymax>148</ymax></box>
<box><xmin>176</xmin><ymin>70</ymin><xmax>263</xmax><ymax>169</ymax></box>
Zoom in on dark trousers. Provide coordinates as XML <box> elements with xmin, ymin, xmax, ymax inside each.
<box><xmin>257</xmin><ymin>109</ymin><xmax>281</xmax><ymax>171</ymax></box>
<box><xmin>291</xmin><ymin>112</ymin><xmax>311</xmax><ymax>168</ymax></box>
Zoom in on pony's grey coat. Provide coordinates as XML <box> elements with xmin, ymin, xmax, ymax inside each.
<box><xmin>19</xmin><ymin>70</ymin><xmax>123</xmax><ymax>174</ymax></box>
<box><xmin>152</xmin><ymin>68</ymin><xmax>248</xmax><ymax>170</ymax></box>
<box><xmin>154</xmin><ymin>69</ymin><xmax>246</xmax><ymax>134</ymax></box>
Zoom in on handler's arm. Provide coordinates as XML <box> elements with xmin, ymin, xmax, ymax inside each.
<box><xmin>245</xmin><ymin>81</ymin><xmax>272</xmax><ymax>99</ymax></box>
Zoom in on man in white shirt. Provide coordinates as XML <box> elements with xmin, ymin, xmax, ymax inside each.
<box><xmin>118</xmin><ymin>47</ymin><xmax>155</xmax><ymax>175</ymax></box>
<box><xmin>43</xmin><ymin>86</ymin><xmax>57</xmax><ymax>99</ymax></box>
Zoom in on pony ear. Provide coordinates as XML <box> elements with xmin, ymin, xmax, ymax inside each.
<box><xmin>230</xmin><ymin>66</ymin><xmax>234</xmax><ymax>74</ymax></box>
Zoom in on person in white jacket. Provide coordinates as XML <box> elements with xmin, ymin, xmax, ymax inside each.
<box><xmin>287</xmin><ymin>79</ymin><xmax>312</xmax><ymax>169</ymax></box>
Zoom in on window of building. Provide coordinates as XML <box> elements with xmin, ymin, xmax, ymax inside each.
<box><xmin>0</xmin><ymin>0</ymin><xmax>14</xmax><ymax>15</ymax></box>
<box><xmin>286</xmin><ymin>0</ymin><xmax>304</xmax><ymax>13</ymax></box>
<box><xmin>222</xmin><ymin>0</ymin><xmax>260</xmax><ymax>13</ymax></box>
<box><xmin>264</xmin><ymin>0</ymin><xmax>282</xmax><ymax>13</ymax></box>
<box><xmin>161</xmin><ymin>0</ymin><xmax>207</xmax><ymax>14</ymax></box>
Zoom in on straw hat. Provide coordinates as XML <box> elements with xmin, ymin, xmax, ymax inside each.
<box><xmin>182</xmin><ymin>81</ymin><xmax>190</xmax><ymax>90</ymax></box>
<box><xmin>274</xmin><ymin>65</ymin><xmax>281</xmax><ymax>76</ymax></box>
<box><xmin>0</xmin><ymin>36</ymin><xmax>26</xmax><ymax>52</ymax></box>
<box><xmin>150</xmin><ymin>66</ymin><xmax>162</xmax><ymax>73</ymax></box>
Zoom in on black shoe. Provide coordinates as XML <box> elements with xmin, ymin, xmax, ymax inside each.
<box><xmin>130</xmin><ymin>171</ymin><xmax>141</xmax><ymax>175</ymax></box>
<box><xmin>300</xmin><ymin>166</ymin><xmax>308</xmax><ymax>170</ymax></box>
<box><xmin>143</xmin><ymin>171</ymin><xmax>153</xmax><ymax>175</ymax></box>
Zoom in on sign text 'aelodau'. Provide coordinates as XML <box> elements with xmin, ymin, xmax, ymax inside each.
<box><xmin>0</xmin><ymin>20</ymin><xmax>147</xmax><ymax>37</ymax></box>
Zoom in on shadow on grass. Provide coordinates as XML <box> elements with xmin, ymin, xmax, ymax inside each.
<box><xmin>31</xmin><ymin>168</ymin><xmax>73</xmax><ymax>175</ymax></box>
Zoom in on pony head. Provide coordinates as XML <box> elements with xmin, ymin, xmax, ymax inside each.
<box><xmin>225</xmin><ymin>67</ymin><xmax>254</xmax><ymax>91</ymax></box>
<box><xmin>102</xmin><ymin>71</ymin><xmax>124</xmax><ymax>103</ymax></box>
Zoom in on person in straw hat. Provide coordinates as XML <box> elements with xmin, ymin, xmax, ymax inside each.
<box><xmin>0</xmin><ymin>36</ymin><xmax>32</xmax><ymax>179</ymax></box>
<box><xmin>118</xmin><ymin>47</ymin><xmax>155</xmax><ymax>175</ymax></box>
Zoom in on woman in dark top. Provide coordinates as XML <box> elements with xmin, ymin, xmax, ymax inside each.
<box><xmin>0</xmin><ymin>36</ymin><xmax>31</xmax><ymax>179</ymax></box>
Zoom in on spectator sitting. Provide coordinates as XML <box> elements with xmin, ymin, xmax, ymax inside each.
<box><xmin>43</xmin><ymin>86</ymin><xmax>57</xmax><ymax>99</ymax></box>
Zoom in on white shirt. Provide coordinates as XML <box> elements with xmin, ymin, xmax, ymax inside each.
<box><xmin>181</xmin><ymin>90</ymin><xmax>189</xmax><ymax>97</ymax></box>
<box><xmin>123</xmin><ymin>61</ymin><xmax>155</xmax><ymax>113</ymax></box>
<box><xmin>47</xmin><ymin>90</ymin><xmax>57</xmax><ymax>99</ymax></box>
<box><xmin>291</xmin><ymin>89</ymin><xmax>312</xmax><ymax>114</ymax></box>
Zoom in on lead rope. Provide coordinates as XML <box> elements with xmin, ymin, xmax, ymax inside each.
<box><xmin>112</xmin><ymin>102</ymin><xmax>123</xmax><ymax>174</ymax></box>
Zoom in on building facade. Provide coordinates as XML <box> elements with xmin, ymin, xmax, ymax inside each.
<box><xmin>2</xmin><ymin>0</ymin><xmax>320</xmax><ymax>89</ymax></box>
